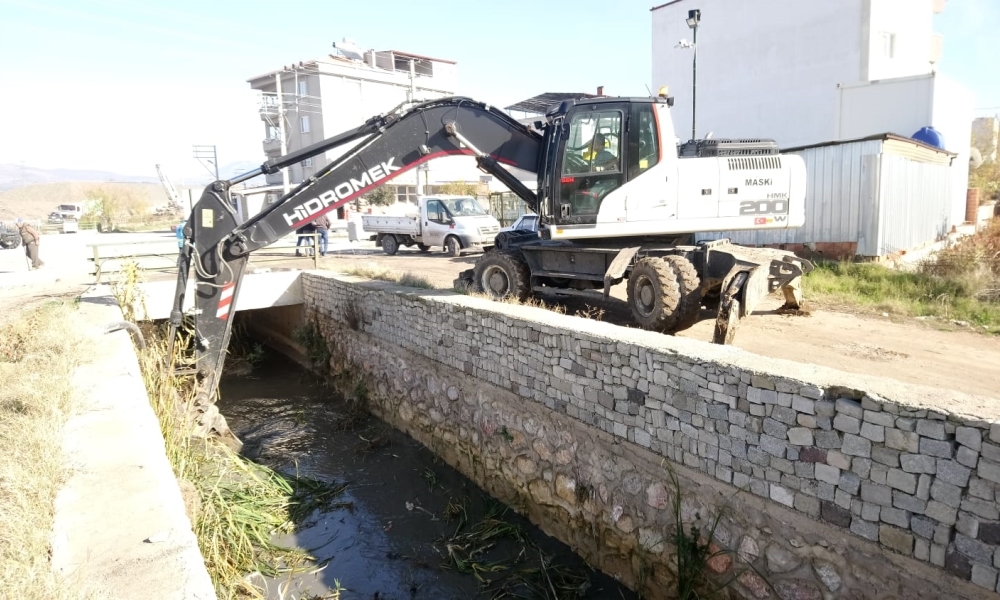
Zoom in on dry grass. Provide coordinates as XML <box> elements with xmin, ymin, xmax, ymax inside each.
<box><xmin>467</xmin><ymin>291</ymin><xmax>567</xmax><ymax>314</ymax></box>
<box><xmin>329</xmin><ymin>262</ymin><xmax>434</xmax><ymax>289</ymax></box>
<box><xmin>0</xmin><ymin>301</ymin><xmax>88</xmax><ymax>597</ymax></box>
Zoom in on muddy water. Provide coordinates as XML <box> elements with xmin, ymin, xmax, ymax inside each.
<box><xmin>219</xmin><ymin>353</ymin><xmax>637</xmax><ymax>600</ymax></box>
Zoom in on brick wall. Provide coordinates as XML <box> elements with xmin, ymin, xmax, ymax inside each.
<box><xmin>301</xmin><ymin>272</ymin><xmax>1000</xmax><ymax>599</ymax></box>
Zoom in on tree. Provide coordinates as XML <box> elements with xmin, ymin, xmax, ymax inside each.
<box><xmin>439</xmin><ymin>181</ymin><xmax>482</xmax><ymax>196</ymax></box>
<box><xmin>971</xmin><ymin>122</ymin><xmax>1000</xmax><ymax>200</ymax></box>
<box><xmin>362</xmin><ymin>185</ymin><xmax>397</xmax><ymax>207</ymax></box>
<box><xmin>84</xmin><ymin>187</ymin><xmax>148</xmax><ymax>232</ymax></box>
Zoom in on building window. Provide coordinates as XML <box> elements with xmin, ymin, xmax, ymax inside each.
<box><xmin>297</xmin><ymin>80</ymin><xmax>308</xmax><ymax>97</ymax></box>
<box><xmin>880</xmin><ymin>32</ymin><xmax>895</xmax><ymax>59</ymax></box>
<box><xmin>393</xmin><ymin>56</ymin><xmax>433</xmax><ymax>77</ymax></box>
<box><xmin>301</xmin><ymin>158</ymin><xmax>313</xmax><ymax>167</ymax></box>
<box><xmin>300</xmin><ymin>116</ymin><xmax>310</xmax><ymax>133</ymax></box>
<box><xmin>395</xmin><ymin>185</ymin><xmax>418</xmax><ymax>204</ymax></box>
<box><xmin>267</xmin><ymin>125</ymin><xmax>281</xmax><ymax>140</ymax></box>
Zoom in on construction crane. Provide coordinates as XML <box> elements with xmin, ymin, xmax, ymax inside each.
<box><xmin>155</xmin><ymin>164</ymin><xmax>185</xmax><ymax>215</ymax></box>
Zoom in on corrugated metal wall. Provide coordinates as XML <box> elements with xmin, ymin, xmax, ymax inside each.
<box><xmin>874</xmin><ymin>154</ymin><xmax>952</xmax><ymax>256</ymax></box>
<box><xmin>697</xmin><ymin>139</ymin><xmax>953</xmax><ymax>257</ymax></box>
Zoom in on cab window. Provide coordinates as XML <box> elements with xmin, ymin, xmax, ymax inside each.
<box><xmin>627</xmin><ymin>103</ymin><xmax>660</xmax><ymax>180</ymax></box>
<box><xmin>426</xmin><ymin>199</ymin><xmax>447</xmax><ymax>223</ymax></box>
<box><xmin>562</xmin><ymin>110</ymin><xmax>623</xmax><ymax>176</ymax></box>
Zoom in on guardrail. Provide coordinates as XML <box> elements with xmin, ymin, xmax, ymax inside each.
<box><xmin>87</xmin><ymin>234</ymin><xmax>322</xmax><ymax>283</ymax></box>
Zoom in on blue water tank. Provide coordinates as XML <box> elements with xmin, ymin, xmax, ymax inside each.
<box><xmin>912</xmin><ymin>126</ymin><xmax>946</xmax><ymax>150</ymax></box>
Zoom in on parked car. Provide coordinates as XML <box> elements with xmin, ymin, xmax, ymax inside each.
<box><xmin>362</xmin><ymin>196</ymin><xmax>501</xmax><ymax>257</ymax></box>
<box><xmin>499</xmin><ymin>213</ymin><xmax>539</xmax><ymax>234</ymax></box>
<box><xmin>48</xmin><ymin>212</ymin><xmax>64</xmax><ymax>224</ymax></box>
<box><xmin>0</xmin><ymin>223</ymin><xmax>21</xmax><ymax>249</ymax></box>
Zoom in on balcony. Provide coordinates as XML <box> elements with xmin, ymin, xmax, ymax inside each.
<box><xmin>258</xmin><ymin>96</ymin><xmax>283</xmax><ymax>122</ymax></box>
<box><xmin>262</xmin><ymin>138</ymin><xmax>282</xmax><ymax>155</ymax></box>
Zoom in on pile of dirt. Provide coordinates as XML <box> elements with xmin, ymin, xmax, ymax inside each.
<box><xmin>0</xmin><ymin>182</ymin><xmax>168</xmax><ymax>221</ymax></box>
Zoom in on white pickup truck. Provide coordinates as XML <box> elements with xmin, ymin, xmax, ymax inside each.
<box><xmin>362</xmin><ymin>195</ymin><xmax>501</xmax><ymax>257</ymax></box>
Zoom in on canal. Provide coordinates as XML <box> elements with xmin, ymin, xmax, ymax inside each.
<box><xmin>219</xmin><ymin>352</ymin><xmax>638</xmax><ymax>599</ymax></box>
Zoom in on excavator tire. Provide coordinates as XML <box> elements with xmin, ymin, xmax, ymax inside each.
<box><xmin>473</xmin><ymin>249</ymin><xmax>530</xmax><ymax>302</ymax></box>
<box><xmin>663</xmin><ymin>255</ymin><xmax>703</xmax><ymax>332</ymax></box>
<box><xmin>381</xmin><ymin>235</ymin><xmax>399</xmax><ymax>256</ymax></box>
<box><xmin>627</xmin><ymin>257</ymin><xmax>682</xmax><ymax>331</ymax></box>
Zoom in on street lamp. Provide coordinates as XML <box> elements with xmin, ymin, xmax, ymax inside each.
<box><xmin>685</xmin><ymin>9</ymin><xmax>700</xmax><ymax>141</ymax></box>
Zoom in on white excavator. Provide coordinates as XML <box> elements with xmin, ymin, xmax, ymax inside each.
<box><xmin>168</xmin><ymin>90</ymin><xmax>812</xmax><ymax>413</ymax></box>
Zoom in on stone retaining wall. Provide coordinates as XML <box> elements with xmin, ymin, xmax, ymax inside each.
<box><xmin>302</xmin><ymin>272</ymin><xmax>1000</xmax><ymax>599</ymax></box>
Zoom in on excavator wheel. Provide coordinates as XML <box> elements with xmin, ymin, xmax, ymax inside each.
<box><xmin>627</xmin><ymin>257</ymin><xmax>682</xmax><ymax>331</ymax></box>
<box><xmin>381</xmin><ymin>235</ymin><xmax>399</xmax><ymax>256</ymax></box>
<box><xmin>473</xmin><ymin>249</ymin><xmax>530</xmax><ymax>302</ymax></box>
<box><xmin>662</xmin><ymin>255</ymin><xmax>703</xmax><ymax>332</ymax></box>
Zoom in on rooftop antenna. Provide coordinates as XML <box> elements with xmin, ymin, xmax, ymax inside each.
<box><xmin>645</xmin><ymin>84</ymin><xmax>654</xmax><ymax>97</ymax></box>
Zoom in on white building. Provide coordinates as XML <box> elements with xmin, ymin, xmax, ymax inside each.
<box><xmin>245</xmin><ymin>40</ymin><xmax>501</xmax><ymax>216</ymax></box>
<box><xmin>651</xmin><ymin>0</ymin><xmax>975</xmax><ymax>246</ymax></box>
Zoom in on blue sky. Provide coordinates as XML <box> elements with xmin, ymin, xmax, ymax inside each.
<box><xmin>0</xmin><ymin>0</ymin><xmax>996</xmax><ymax>178</ymax></box>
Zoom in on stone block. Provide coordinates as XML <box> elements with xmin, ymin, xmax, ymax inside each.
<box><xmin>799</xmin><ymin>447</ymin><xmax>827</xmax><ymax>463</ymax></box>
<box><xmin>879</xmin><ymin>525</ymin><xmax>914</xmax><ymax>555</ymax></box>
<box><xmin>916</xmin><ymin>419</ymin><xmax>947</xmax><ymax>441</ymax></box>
<box><xmin>787</xmin><ymin>427</ymin><xmax>813</xmax><ymax>446</ymax></box>
<box><xmin>871</xmin><ymin>446</ymin><xmax>900</xmax><ymax>467</ymax></box>
<box><xmin>815</xmin><ymin>430</ymin><xmax>841</xmax><ymax>449</ymax></box>
<box><xmin>850</xmin><ymin>517</ymin><xmax>879</xmax><ymax>541</ymax></box>
<box><xmin>972</xmin><ymin>564</ymin><xmax>998</xmax><ymax>591</ymax></box>
<box><xmin>900</xmin><ymin>454</ymin><xmax>936</xmax><ymax>474</ymax></box>
<box><xmin>792</xmin><ymin>395</ymin><xmax>815</xmax><ymax>415</ymax></box>
<box><xmin>931</xmin><ymin>543</ymin><xmax>947</xmax><ymax>567</ymax></box>
<box><xmin>827</xmin><ymin>450</ymin><xmax>851</xmax><ymax>470</ymax></box>
<box><xmin>957</xmin><ymin>426</ymin><xmax>984</xmax><ymax>451</ymax></box>
<box><xmin>956</xmin><ymin>532</ymin><xmax>995</xmax><ymax>564</ymax></box>
<box><xmin>925</xmin><ymin>500</ymin><xmax>958</xmax><ymax>526</ymax></box>
<box><xmin>980</xmin><ymin>522</ymin><xmax>1000</xmax><ymax>544</ymax></box>
<box><xmin>969</xmin><ymin>478</ymin><xmax>995</xmax><ymax>500</ymax></box>
<box><xmin>794</xmin><ymin>492</ymin><xmax>821</xmax><ymax>517</ymax></box>
<box><xmin>896</xmin><ymin>417</ymin><xmax>916</xmax><ymax>432</ymax></box>
<box><xmin>864</xmin><ymin>410</ymin><xmax>895</xmax><ymax>427</ymax></box>
<box><xmin>860</xmin><ymin>422</ymin><xmax>885</xmax><ymax>443</ymax></box>
<box><xmin>979</xmin><ymin>459</ymin><xmax>1000</xmax><ymax>484</ymax></box>
<box><xmin>957</xmin><ymin>511</ymin><xmax>980</xmax><ymax>539</ymax></box>
<box><xmin>916</xmin><ymin>473</ymin><xmax>932</xmax><ymax>500</ymax></box>
<box><xmin>911</xmin><ymin>515</ymin><xmax>935</xmax><ymax>538</ymax></box>
<box><xmin>887</xmin><ymin>469</ymin><xmax>918</xmax><ymax>494</ymax></box>
<box><xmin>861</xmin><ymin>502</ymin><xmax>881</xmax><ymax>521</ymax></box>
<box><xmin>815</xmin><ymin>399</ymin><xmax>835</xmax><ymax>416</ymax></box>
<box><xmin>795</xmin><ymin>461</ymin><xmax>815</xmax><ymax>479</ymax></box>
<box><xmin>880</xmin><ymin>506</ymin><xmax>910</xmax><ymax>528</ymax></box>
<box><xmin>945</xmin><ymin>547</ymin><xmax>973</xmax><ymax>580</ymax></box>
<box><xmin>860</xmin><ymin>482</ymin><xmax>893</xmax><ymax>506</ymax></box>
<box><xmin>873</xmin><ymin>464</ymin><xmax>890</xmax><ymax>486</ymax></box>
<box><xmin>937</xmin><ymin>459</ymin><xmax>972</xmax><ymax>487</ymax></box>
<box><xmin>815</xmin><ymin>463</ymin><xmax>840</xmax><ymax>485</ymax></box>
<box><xmin>800</xmin><ymin>385</ymin><xmax>824</xmax><ymax>400</ymax></box>
<box><xmin>962</xmin><ymin>498</ymin><xmax>1000</xmax><ymax>521</ymax></box>
<box><xmin>770</xmin><ymin>484</ymin><xmax>794</xmax><ymax>507</ymax></box>
<box><xmin>833</xmin><ymin>414</ymin><xmax>861</xmax><ymax>434</ymax></box>
<box><xmin>920</xmin><ymin>438</ymin><xmax>955</xmax><ymax>459</ymax></box>
<box><xmin>765</xmin><ymin>543</ymin><xmax>801</xmax><ymax>573</ymax></box>
<box><xmin>835</xmin><ymin>398</ymin><xmax>864</xmax><ymax>419</ymax></box>
<box><xmin>957</xmin><ymin>446</ymin><xmax>980</xmax><ymax>469</ymax></box>
<box><xmin>839</xmin><ymin>471</ymin><xmax>861</xmax><ymax>495</ymax></box>
<box><xmin>763</xmin><ymin>418</ymin><xmax>788</xmax><ymax>438</ymax></box>
<box><xmin>991</xmin><ymin>423</ymin><xmax>1000</xmax><ymax>444</ymax></box>
<box><xmin>892</xmin><ymin>491</ymin><xmax>926</xmax><ymax>514</ymax></box>
<box><xmin>841</xmin><ymin>434</ymin><xmax>871</xmax><ymax>458</ymax></box>
<box><xmin>885</xmin><ymin>429</ymin><xmax>920</xmax><ymax>453</ymax></box>
<box><xmin>760</xmin><ymin>434</ymin><xmax>788</xmax><ymax>458</ymax></box>
<box><xmin>812</xmin><ymin>559</ymin><xmax>843</xmax><ymax>592</ymax></box>
<box><xmin>852</xmin><ymin>457</ymin><xmax>872</xmax><ymax>479</ymax></box>
<box><xmin>930</xmin><ymin>479</ymin><xmax>963</xmax><ymax>508</ymax></box>
<box><xmin>915</xmin><ymin>538</ymin><xmax>930</xmax><ymax>561</ymax></box>
<box><xmin>822</xmin><ymin>501</ymin><xmax>852</xmax><ymax>528</ymax></box>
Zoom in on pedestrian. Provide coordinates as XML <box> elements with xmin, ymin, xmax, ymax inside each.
<box><xmin>295</xmin><ymin>221</ymin><xmax>317</xmax><ymax>256</ymax></box>
<box><xmin>16</xmin><ymin>218</ymin><xmax>44</xmax><ymax>270</ymax></box>
<box><xmin>314</xmin><ymin>214</ymin><xmax>331</xmax><ymax>257</ymax></box>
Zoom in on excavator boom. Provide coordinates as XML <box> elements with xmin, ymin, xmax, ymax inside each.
<box><xmin>169</xmin><ymin>97</ymin><xmax>541</xmax><ymax>404</ymax></box>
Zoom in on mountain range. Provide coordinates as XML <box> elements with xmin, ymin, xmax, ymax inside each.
<box><xmin>0</xmin><ymin>161</ymin><xmax>263</xmax><ymax>191</ymax></box>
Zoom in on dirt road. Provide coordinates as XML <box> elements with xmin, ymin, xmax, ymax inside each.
<box><xmin>320</xmin><ymin>247</ymin><xmax>1000</xmax><ymax>399</ymax></box>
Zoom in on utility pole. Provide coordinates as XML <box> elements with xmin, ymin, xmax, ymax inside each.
<box><xmin>686</xmin><ymin>9</ymin><xmax>701</xmax><ymax>141</ymax></box>
<box><xmin>276</xmin><ymin>72</ymin><xmax>290</xmax><ymax>195</ymax></box>
<box><xmin>192</xmin><ymin>145</ymin><xmax>219</xmax><ymax>181</ymax></box>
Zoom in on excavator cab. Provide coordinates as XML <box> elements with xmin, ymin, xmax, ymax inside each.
<box><xmin>543</xmin><ymin>99</ymin><xmax>665</xmax><ymax>228</ymax></box>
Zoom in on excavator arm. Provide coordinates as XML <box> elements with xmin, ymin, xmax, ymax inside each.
<box><xmin>168</xmin><ymin>97</ymin><xmax>541</xmax><ymax>411</ymax></box>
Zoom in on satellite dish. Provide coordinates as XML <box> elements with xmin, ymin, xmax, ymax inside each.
<box><xmin>705</xmin><ymin>131</ymin><xmax>714</xmax><ymax>139</ymax></box>
<box><xmin>970</xmin><ymin>147</ymin><xmax>984</xmax><ymax>170</ymax></box>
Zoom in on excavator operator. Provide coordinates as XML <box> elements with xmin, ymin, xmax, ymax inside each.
<box><xmin>584</xmin><ymin>132</ymin><xmax>618</xmax><ymax>171</ymax></box>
